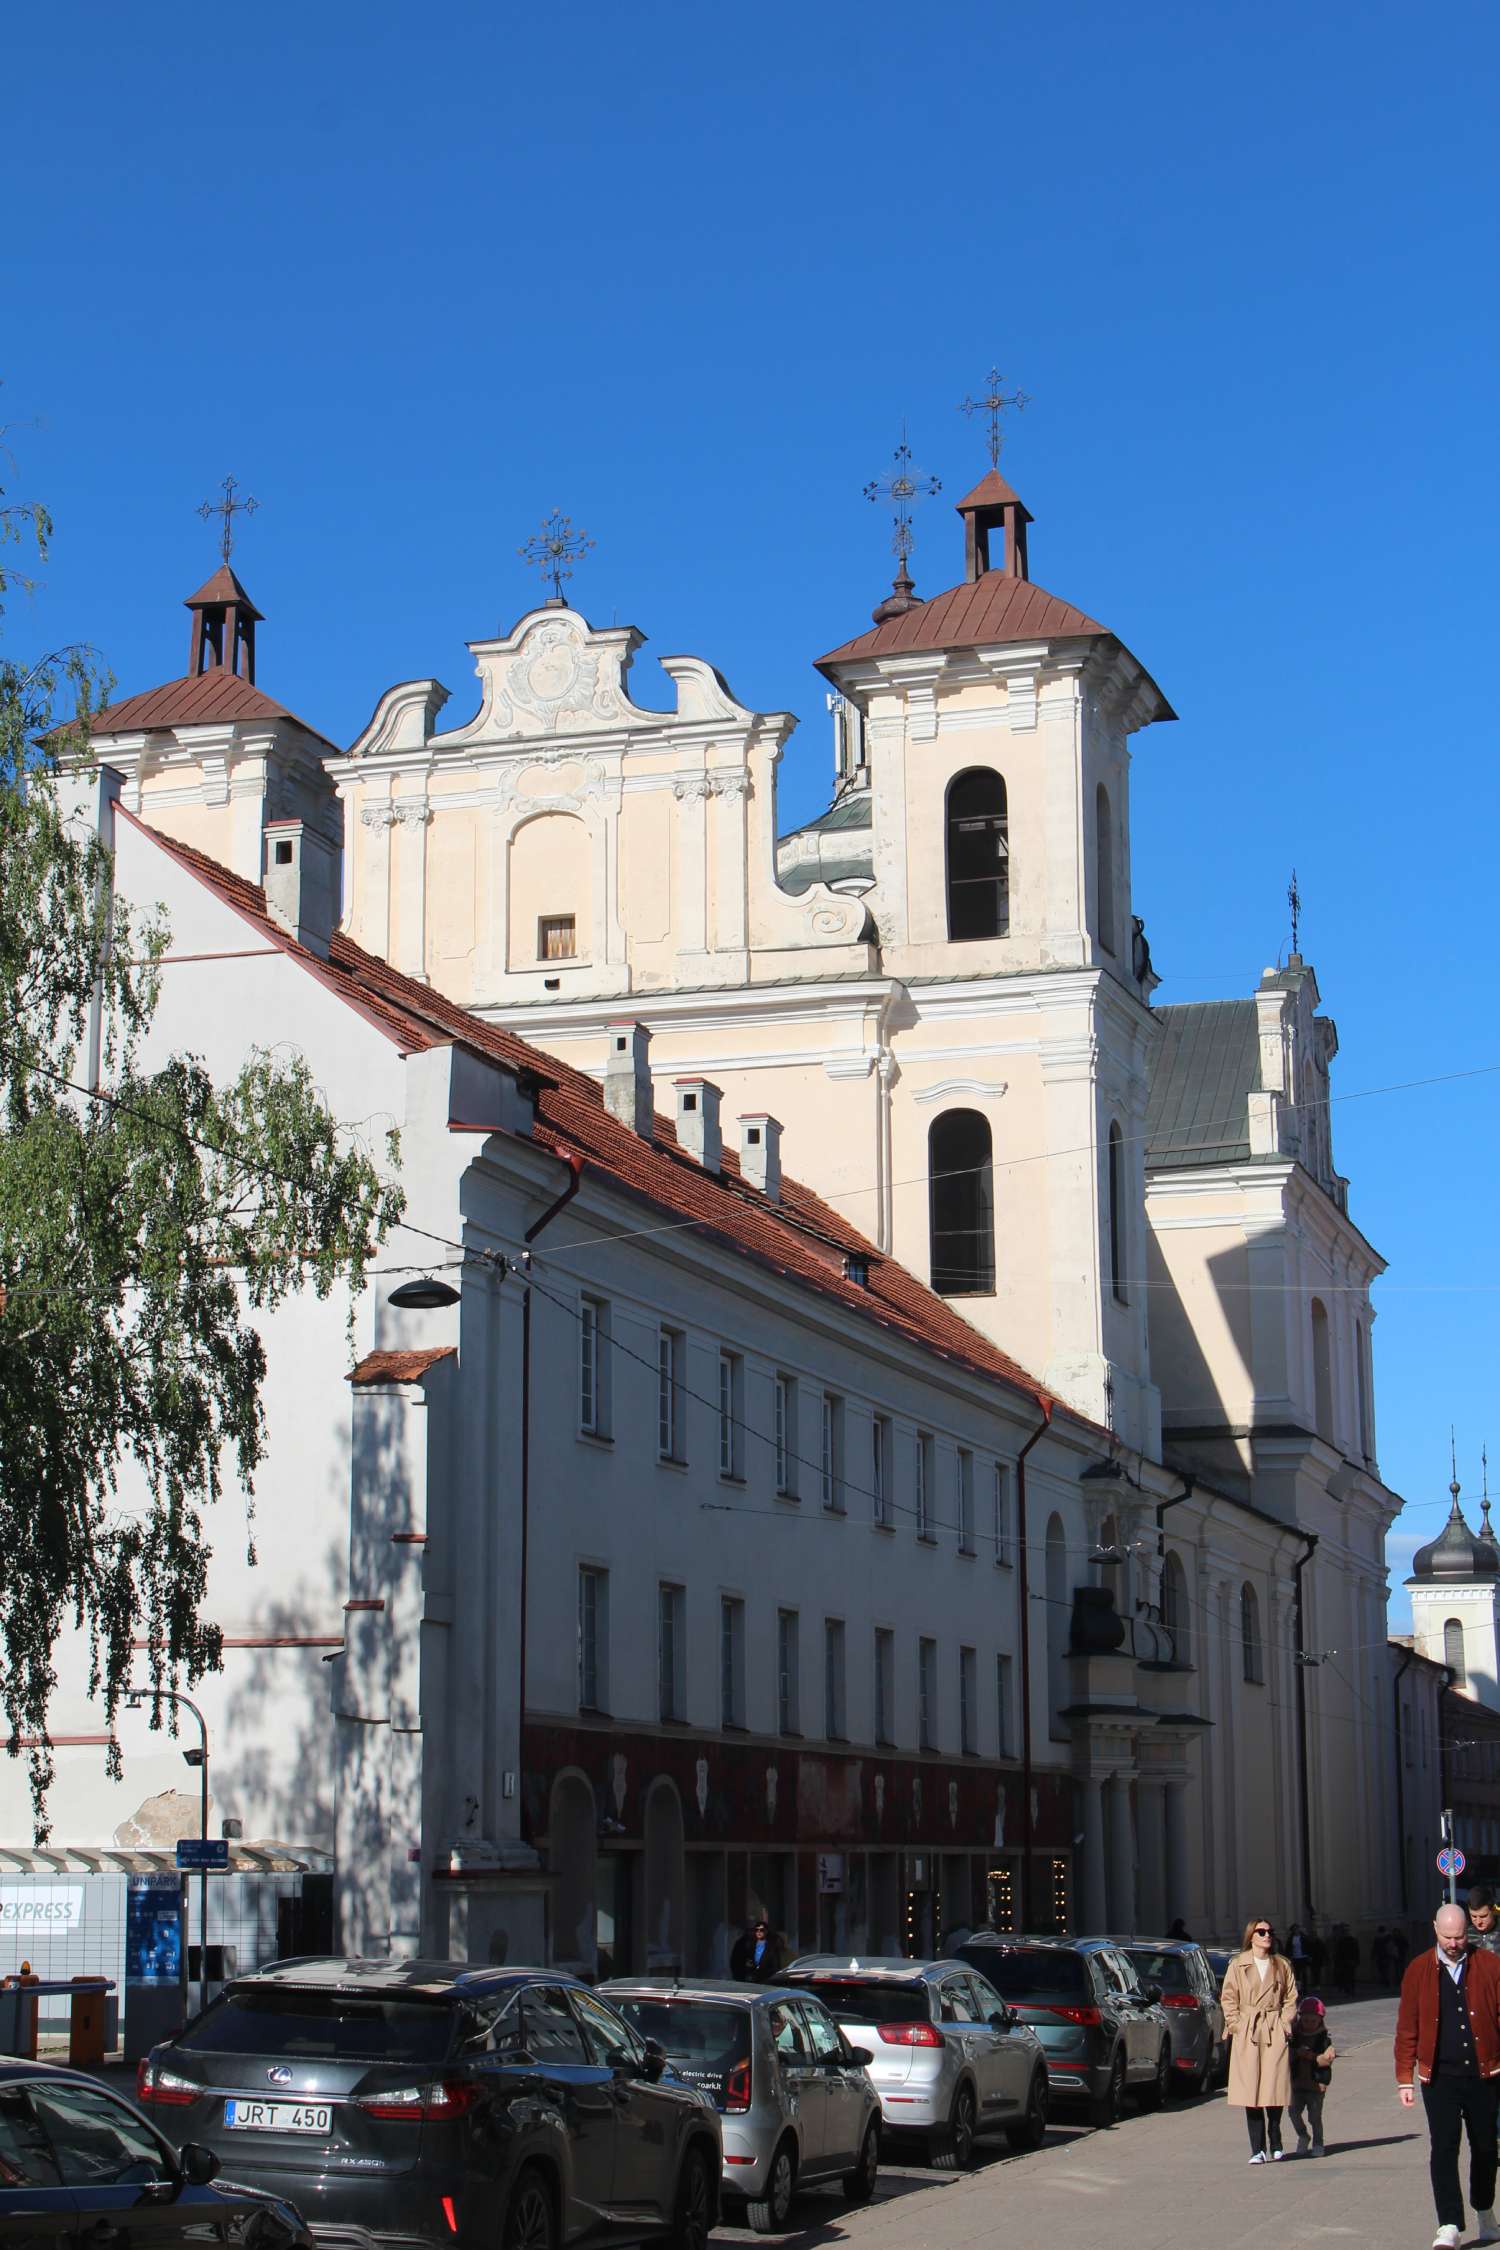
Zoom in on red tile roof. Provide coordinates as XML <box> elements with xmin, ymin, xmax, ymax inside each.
<box><xmin>128</xmin><ymin>816</ymin><xmax>1066</xmax><ymax>1421</ymax></box>
<box><xmin>818</xmin><ymin>572</ymin><xmax>1108</xmax><ymax>671</ymax></box>
<box><xmin>92</xmin><ymin>669</ymin><xmax>335</xmax><ymax>749</ymax></box>
<box><xmin>349</xmin><ymin>1347</ymin><xmax>455</xmax><ymax>1385</ymax></box>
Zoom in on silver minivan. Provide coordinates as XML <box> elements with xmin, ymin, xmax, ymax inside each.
<box><xmin>602</xmin><ymin>1978</ymin><xmax>881</xmax><ymax>2233</ymax></box>
<box><xmin>782</xmin><ymin>1957</ymin><xmax>1049</xmax><ymax>2167</ymax></box>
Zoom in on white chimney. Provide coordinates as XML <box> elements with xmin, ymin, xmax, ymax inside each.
<box><xmin>738</xmin><ymin>1113</ymin><xmax>782</xmax><ymax>1201</ymax></box>
<box><xmin>604</xmin><ymin>1022</ymin><xmax>654</xmax><ymax>1141</ymax></box>
<box><xmin>263</xmin><ymin>819</ymin><xmax>338</xmax><ymax>960</ymax></box>
<box><xmin>674</xmin><ymin>1078</ymin><xmax>723</xmax><ymax>1173</ymax></box>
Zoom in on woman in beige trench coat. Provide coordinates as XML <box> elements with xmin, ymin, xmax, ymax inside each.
<box><xmin>1220</xmin><ymin>1916</ymin><xmax>1300</xmax><ymax>2162</ymax></box>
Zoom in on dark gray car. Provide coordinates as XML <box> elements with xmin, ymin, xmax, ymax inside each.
<box><xmin>136</xmin><ymin>1958</ymin><xmax>721</xmax><ymax>2250</ymax></box>
<box><xmin>954</xmin><ymin>1937</ymin><xmax>1171</xmax><ymax>2126</ymax></box>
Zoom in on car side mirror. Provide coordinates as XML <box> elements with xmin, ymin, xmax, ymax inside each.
<box><xmin>989</xmin><ymin>2008</ymin><xmax>1014</xmax><ymax>2029</ymax></box>
<box><xmin>178</xmin><ymin>2145</ymin><xmax>220</xmax><ymax>2188</ymax></box>
<box><xmin>1143</xmin><ymin>1983</ymin><xmax>1163</xmax><ymax>2004</ymax></box>
<box><xmin>639</xmin><ymin>2037</ymin><xmax>667</xmax><ymax>2083</ymax></box>
<box><xmin>847</xmin><ymin>2045</ymin><xmax>873</xmax><ymax>2066</ymax></box>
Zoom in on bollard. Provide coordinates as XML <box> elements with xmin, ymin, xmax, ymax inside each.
<box><xmin>68</xmin><ymin>1976</ymin><xmax>109</xmax><ymax>2069</ymax></box>
<box><xmin>15</xmin><ymin>1964</ymin><xmax>39</xmax><ymax>2061</ymax></box>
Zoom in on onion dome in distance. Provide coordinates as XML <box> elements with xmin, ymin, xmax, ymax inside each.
<box><xmin>1410</xmin><ymin>1474</ymin><xmax>1499</xmax><ymax>1580</ymax></box>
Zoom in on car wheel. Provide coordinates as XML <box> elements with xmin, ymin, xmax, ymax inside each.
<box><xmin>1090</xmin><ymin>2051</ymin><xmax>1125</xmax><ymax>2128</ymax></box>
<box><xmin>745</xmin><ymin>2139</ymin><xmax>796</xmax><ymax>2233</ymax></box>
<box><xmin>1138</xmin><ymin>2045</ymin><xmax>1171</xmax><ymax>2111</ymax></box>
<box><xmin>503</xmin><ymin>2167</ymin><xmax>556</xmax><ymax>2250</ymax></box>
<box><xmin>667</xmin><ymin>2145</ymin><xmax>712</xmax><ymax>2250</ymax></box>
<box><xmin>1009</xmin><ymin>2069</ymin><xmax>1049</xmax><ymax>2152</ymax></box>
<box><xmin>842</xmin><ymin>2119</ymin><xmax>880</xmax><ymax>2204</ymax></box>
<box><xmin>931</xmin><ymin>2081</ymin><xmax>977</xmax><ymax>2170</ymax></box>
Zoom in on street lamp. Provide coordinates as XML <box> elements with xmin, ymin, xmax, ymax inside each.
<box><xmin>126</xmin><ymin>1687</ymin><xmax>211</xmax><ymax>2019</ymax></box>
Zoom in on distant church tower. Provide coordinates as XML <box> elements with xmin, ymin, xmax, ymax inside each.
<box><xmin>1409</xmin><ymin>1468</ymin><xmax>1500</xmax><ymax>1710</ymax></box>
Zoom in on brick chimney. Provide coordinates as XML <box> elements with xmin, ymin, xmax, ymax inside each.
<box><xmin>674</xmin><ymin>1078</ymin><xmax>723</xmax><ymax>1173</ymax></box>
<box><xmin>604</xmin><ymin>1022</ymin><xmax>654</xmax><ymax>1141</ymax></box>
<box><xmin>738</xmin><ymin>1113</ymin><xmax>782</xmax><ymax>1201</ymax></box>
<box><xmin>263</xmin><ymin>819</ymin><xmax>338</xmax><ymax>960</ymax></box>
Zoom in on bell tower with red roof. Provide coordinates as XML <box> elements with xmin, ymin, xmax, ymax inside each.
<box><xmin>185</xmin><ymin>563</ymin><xmax>262</xmax><ymax>683</ymax></box>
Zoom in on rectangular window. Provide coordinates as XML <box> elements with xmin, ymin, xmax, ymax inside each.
<box><xmin>957</xmin><ymin>1448</ymin><xmax>975</xmax><ymax>1554</ymax></box>
<box><xmin>993</xmin><ymin>1464</ymin><xmax>1014</xmax><ymax>1566</ymax></box>
<box><xmin>775</xmin><ymin>1374</ymin><xmax>798</xmax><ymax>1497</ymax></box>
<box><xmin>874</xmin><ymin>1628</ymin><xmax>895</xmax><ymax>1746</ymax></box>
<box><xmin>777</xmin><ymin>1609</ymin><xmax>800</xmax><ymax>1736</ymax></box>
<box><xmin>959</xmin><ymin>1644</ymin><xmax>977</xmax><ymax>1754</ymax></box>
<box><xmin>919</xmin><ymin>1636</ymin><xmax>938</xmax><ymax>1752</ymax></box>
<box><xmin>824</xmin><ymin>1617</ymin><xmax>847</xmax><ymax>1740</ymax></box>
<box><xmin>658</xmin><ymin>1328</ymin><xmax>683</xmax><ymax>1462</ymax></box>
<box><xmin>720</xmin><ymin>1596</ymin><xmax>745</xmax><ymax>1729</ymax></box>
<box><xmin>821</xmin><ymin>1394</ymin><xmax>844</xmax><ymax>1513</ymax></box>
<box><xmin>578</xmin><ymin>1567</ymin><xmax>608</xmax><ymax>1712</ymax></box>
<box><xmin>915</xmin><ymin>1432</ymin><xmax>934</xmax><ymax>1540</ymax></box>
<box><xmin>579</xmin><ymin>1297</ymin><xmax>610</xmax><ymax>1436</ymax></box>
<box><xmin>658</xmin><ymin>1583</ymin><xmax>685</xmax><ymax>1722</ymax></box>
<box><xmin>996</xmin><ymin>1653</ymin><xmax>1015</xmax><ymax>1757</ymax></box>
<box><xmin>538</xmin><ymin>913</ymin><xmax>577</xmax><ymax>961</ymax></box>
<box><xmin>718</xmin><ymin>1351</ymin><xmax>743</xmax><ymax>1479</ymax></box>
<box><xmin>872</xmin><ymin>1416</ymin><xmax>892</xmax><ymax>1529</ymax></box>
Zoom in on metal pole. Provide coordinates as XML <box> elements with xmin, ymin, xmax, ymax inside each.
<box><xmin>198</xmin><ymin>1715</ymin><xmax>210</xmax><ymax>2021</ymax></box>
<box><xmin>1444</xmin><ymin>1808</ymin><xmax>1456</xmax><ymax>1906</ymax></box>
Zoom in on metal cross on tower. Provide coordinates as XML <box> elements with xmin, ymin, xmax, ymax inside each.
<box><xmin>864</xmin><ymin>426</ymin><xmax>941</xmax><ymax>578</ymax></box>
<box><xmin>197</xmin><ymin>476</ymin><xmax>259</xmax><ymax>563</ymax></box>
<box><xmin>958</xmin><ymin>366</ymin><xmax>1030</xmax><ymax>468</ymax></box>
<box><xmin>1288</xmin><ymin>868</ymin><xmax>1302</xmax><ymax>957</ymax></box>
<box><xmin>518</xmin><ymin>509</ymin><xmax>594</xmax><ymax>604</ymax></box>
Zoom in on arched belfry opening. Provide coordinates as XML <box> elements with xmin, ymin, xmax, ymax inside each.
<box><xmin>946</xmin><ymin>769</ymin><xmax>1009</xmax><ymax>941</ymax></box>
<box><xmin>929</xmin><ymin>1109</ymin><xmax>995</xmax><ymax>1296</ymax></box>
<box><xmin>185</xmin><ymin>566</ymin><xmax>262</xmax><ymax>684</ymax></box>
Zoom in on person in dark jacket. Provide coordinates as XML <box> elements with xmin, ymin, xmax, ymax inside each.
<box><xmin>730</xmin><ymin>1916</ymin><xmax>785</xmax><ymax>1982</ymax></box>
<box><xmin>1288</xmin><ymin>1994</ymin><xmax>1336</xmax><ymax>2154</ymax></box>
<box><xmin>1396</xmin><ymin>1903</ymin><xmax>1500</xmax><ymax>2248</ymax></box>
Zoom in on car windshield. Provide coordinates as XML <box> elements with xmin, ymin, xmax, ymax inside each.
<box><xmin>609</xmin><ymin>1998</ymin><xmax>750</xmax><ymax>2103</ymax></box>
<box><xmin>176</xmin><ymin>1986</ymin><xmax>456</xmax><ymax>2062</ymax></box>
<box><xmin>960</xmin><ymin>1948</ymin><xmax>1088</xmax><ymax>2001</ymax></box>
<box><xmin>789</xmin><ymin>1979</ymin><xmax>927</xmax><ymax>2026</ymax></box>
<box><xmin>1124</xmin><ymin>1950</ymin><xmax>1192</xmax><ymax>1992</ymax></box>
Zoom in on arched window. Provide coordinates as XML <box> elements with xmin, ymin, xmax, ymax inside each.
<box><xmin>1162</xmin><ymin>1551</ymin><xmax>1191</xmax><ymax>1666</ymax></box>
<box><xmin>1095</xmin><ymin>783</ymin><xmax>1116</xmax><ymax>956</ymax></box>
<box><xmin>946</xmin><ymin>769</ymin><xmax>1009</xmax><ymax>941</ymax></box>
<box><xmin>1241</xmin><ymin>1583</ymin><xmax>1264</xmax><ymax>1684</ymax></box>
<box><xmin>1107</xmin><ymin>1121</ymin><xmax>1126</xmax><ymax>1303</ymax></box>
<box><xmin>1445</xmin><ymin>1618</ymin><xmax>1466</xmax><ymax>1684</ymax></box>
<box><xmin>1310</xmin><ymin>1298</ymin><xmax>1333</xmax><ymax>1441</ymax></box>
<box><xmin>929</xmin><ymin>1109</ymin><xmax>995</xmax><ymax>1296</ymax></box>
<box><xmin>1045</xmin><ymin>1513</ymin><xmax>1068</xmax><ymax>1741</ymax></box>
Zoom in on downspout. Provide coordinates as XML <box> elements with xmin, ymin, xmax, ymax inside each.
<box><xmin>1016</xmin><ymin>1395</ymin><xmax>1054</xmax><ymax>1932</ymax></box>
<box><xmin>1293</xmin><ymin>1530</ymin><xmax>1319</xmax><ymax>1917</ymax></box>
<box><xmin>1392</xmin><ymin>1645</ymin><xmax>1413</xmax><ymax>1916</ymax></box>
<box><xmin>1155</xmin><ymin>1473</ymin><xmax>1195</xmax><ymax>1553</ymax></box>
<box><xmin>514</xmin><ymin>1151</ymin><xmax>584</xmax><ymax>1841</ymax></box>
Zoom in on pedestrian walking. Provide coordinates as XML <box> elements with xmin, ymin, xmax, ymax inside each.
<box><xmin>1167</xmin><ymin>1917</ymin><xmax>1192</xmax><ymax>1942</ymax></box>
<box><xmin>1288</xmin><ymin>1923</ymin><xmax>1313</xmax><ymax>1991</ymax></box>
<box><xmin>730</xmin><ymin>1914</ymin><xmax>784</xmax><ymax>1982</ymax></box>
<box><xmin>1221</xmin><ymin>1916</ymin><xmax>1299</xmax><ymax>2162</ymax></box>
<box><xmin>1333</xmin><ymin>1923</ymin><xmax>1361</xmax><ymax>1996</ymax></box>
<box><xmin>1470</xmin><ymin>1888</ymin><xmax>1500</xmax><ymax>1956</ymax></box>
<box><xmin>1374</xmin><ymin>1927</ymin><xmax>1396</xmax><ymax>1987</ymax></box>
<box><xmin>1288</xmin><ymin>1993</ymin><xmax>1336</xmax><ymax>2154</ymax></box>
<box><xmin>1396</xmin><ymin>1902</ymin><xmax>1500</xmax><ymax>2249</ymax></box>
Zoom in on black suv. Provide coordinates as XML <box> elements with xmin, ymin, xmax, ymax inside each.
<box><xmin>953</xmin><ymin>1937</ymin><xmax>1171</xmax><ymax>2126</ymax></box>
<box><xmin>137</xmin><ymin>1958</ymin><xmax>721</xmax><ymax>2250</ymax></box>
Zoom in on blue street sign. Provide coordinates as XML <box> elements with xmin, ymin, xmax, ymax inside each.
<box><xmin>175</xmin><ymin>1838</ymin><xmax>229</xmax><ymax>1871</ymax></box>
<box><xmin>1437</xmin><ymin>1846</ymin><xmax>1467</xmax><ymax>1877</ymax></box>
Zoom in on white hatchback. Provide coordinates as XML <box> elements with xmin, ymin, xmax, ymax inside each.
<box><xmin>783</xmin><ymin>1957</ymin><xmax>1049</xmax><ymax>2167</ymax></box>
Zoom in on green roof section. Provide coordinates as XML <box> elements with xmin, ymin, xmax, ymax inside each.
<box><xmin>1146</xmin><ymin>999</ymin><xmax>1260</xmax><ymax>1169</ymax></box>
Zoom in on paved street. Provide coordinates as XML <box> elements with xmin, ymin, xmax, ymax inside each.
<box><xmin>722</xmin><ymin>1999</ymin><xmax>1448</xmax><ymax>2250</ymax></box>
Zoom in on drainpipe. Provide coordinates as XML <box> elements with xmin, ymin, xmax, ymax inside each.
<box><xmin>1155</xmin><ymin>1473</ymin><xmax>1195</xmax><ymax>1553</ymax></box>
<box><xmin>1293</xmin><ymin>1531</ymin><xmax>1319</xmax><ymax>1918</ymax></box>
<box><xmin>1016</xmin><ymin>1396</ymin><xmax>1054</xmax><ymax>1932</ymax></box>
<box><xmin>515</xmin><ymin>1152</ymin><xmax>584</xmax><ymax>1840</ymax></box>
<box><xmin>1392</xmin><ymin>1645</ymin><xmax>1413</xmax><ymax>1916</ymax></box>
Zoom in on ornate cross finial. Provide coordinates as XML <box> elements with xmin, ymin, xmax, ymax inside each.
<box><xmin>518</xmin><ymin>509</ymin><xmax>594</xmax><ymax>605</ymax></box>
<box><xmin>958</xmin><ymin>365</ymin><xmax>1030</xmax><ymax>468</ymax></box>
<box><xmin>864</xmin><ymin>426</ymin><xmax>941</xmax><ymax>612</ymax></box>
<box><xmin>197</xmin><ymin>475</ymin><xmax>258</xmax><ymax>564</ymax></box>
<box><xmin>1288</xmin><ymin>867</ymin><xmax>1302</xmax><ymax>958</ymax></box>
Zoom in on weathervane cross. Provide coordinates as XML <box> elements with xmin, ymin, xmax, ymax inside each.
<box><xmin>519</xmin><ymin>509</ymin><xmax>594</xmax><ymax>604</ymax></box>
<box><xmin>863</xmin><ymin>425</ymin><xmax>941</xmax><ymax>573</ymax></box>
<box><xmin>197</xmin><ymin>475</ymin><xmax>258</xmax><ymax>564</ymax></box>
<box><xmin>958</xmin><ymin>366</ymin><xmax>1030</xmax><ymax>468</ymax></box>
<box><xmin>1288</xmin><ymin>867</ymin><xmax>1302</xmax><ymax>957</ymax></box>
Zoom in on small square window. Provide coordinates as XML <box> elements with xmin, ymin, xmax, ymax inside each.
<box><xmin>539</xmin><ymin>914</ymin><xmax>577</xmax><ymax>961</ymax></box>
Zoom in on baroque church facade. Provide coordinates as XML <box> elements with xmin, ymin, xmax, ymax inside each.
<box><xmin>22</xmin><ymin>441</ymin><xmax>1422</xmax><ymax>1958</ymax></box>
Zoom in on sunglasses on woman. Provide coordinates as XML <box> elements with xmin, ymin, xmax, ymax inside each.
<box><xmin>1253</xmin><ymin>1925</ymin><xmax>1273</xmax><ymax>1937</ymax></box>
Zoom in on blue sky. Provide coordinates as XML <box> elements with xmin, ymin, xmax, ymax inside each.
<box><xmin>7</xmin><ymin>0</ymin><xmax>1497</xmax><ymax>1622</ymax></box>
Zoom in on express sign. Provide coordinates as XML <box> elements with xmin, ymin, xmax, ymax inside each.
<box><xmin>0</xmin><ymin>1885</ymin><xmax>84</xmax><ymax>1929</ymax></box>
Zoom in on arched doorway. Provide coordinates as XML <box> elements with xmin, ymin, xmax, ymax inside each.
<box><xmin>642</xmin><ymin>1777</ymin><xmax>686</xmax><ymax>1971</ymax></box>
<box><xmin>547</xmin><ymin>1771</ymin><xmax>598</xmax><ymax>1974</ymax></box>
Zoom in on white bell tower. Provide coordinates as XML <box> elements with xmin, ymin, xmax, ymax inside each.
<box><xmin>1408</xmin><ymin>1468</ymin><xmax>1500</xmax><ymax>1712</ymax></box>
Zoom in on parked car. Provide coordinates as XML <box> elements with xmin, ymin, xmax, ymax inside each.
<box><xmin>0</xmin><ymin>2057</ymin><xmax>315</xmax><ymax>2250</ymax></box>
<box><xmin>600</xmin><ymin>1978</ymin><xmax>880</xmax><ymax>2233</ymax></box>
<box><xmin>1117</xmin><ymin>1942</ymin><xmax>1226</xmax><ymax>2093</ymax></box>
<box><xmin>1204</xmin><ymin>1946</ymin><xmax>1235</xmax><ymax>1987</ymax></box>
<box><xmin>136</xmin><ymin>1957</ymin><xmax>721</xmax><ymax>2250</ymax></box>
<box><xmin>953</xmin><ymin>1936</ymin><xmax>1172</xmax><ymax>2126</ymax></box>
<box><xmin>781</xmin><ymin>1956</ymin><xmax>1048</xmax><ymax>2166</ymax></box>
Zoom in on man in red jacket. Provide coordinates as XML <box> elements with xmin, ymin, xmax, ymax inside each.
<box><xmin>1397</xmin><ymin>1903</ymin><xmax>1500</xmax><ymax>2249</ymax></box>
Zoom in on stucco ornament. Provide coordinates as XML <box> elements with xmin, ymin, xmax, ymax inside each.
<box><xmin>695</xmin><ymin>1757</ymin><xmax>709</xmax><ymax>1819</ymax></box>
<box><xmin>766</xmin><ymin>1765</ymin><xmax>778</xmax><ymax>1822</ymax></box>
<box><xmin>993</xmin><ymin>1787</ymin><xmax>1006</xmax><ymax>1849</ymax></box>
<box><xmin>948</xmin><ymin>1780</ymin><xmax>959</xmax><ymax>1829</ymax></box>
<box><xmin>873</xmin><ymin>1773</ymin><xmax>885</xmax><ymax>1822</ymax></box>
<box><xmin>611</xmin><ymin>1752</ymin><xmax>628</xmax><ymax>1819</ymax></box>
<box><xmin>499</xmin><ymin>617</ymin><xmax>621</xmax><ymax>735</ymax></box>
<box><xmin>912</xmin><ymin>1775</ymin><xmax>922</xmax><ymax>1825</ymax></box>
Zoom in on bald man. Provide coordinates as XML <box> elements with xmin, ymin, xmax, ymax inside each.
<box><xmin>1397</xmin><ymin>1904</ymin><xmax>1500</xmax><ymax>2249</ymax></box>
